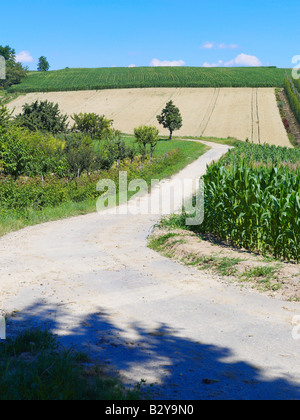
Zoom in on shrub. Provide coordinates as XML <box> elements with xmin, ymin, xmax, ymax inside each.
<box><xmin>71</xmin><ymin>112</ymin><xmax>114</xmax><ymax>140</ymax></box>
<box><xmin>134</xmin><ymin>125</ymin><xmax>159</xmax><ymax>159</ymax></box>
<box><xmin>15</xmin><ymin>100</ymin><xmax>69</xmax><ymax>134</ymax></box>
<box><xmin>0</xmin><ymin>127</ymin><xmax>68</xmax><ymax>178</ymax></box>
<box><xmin>0</xmin><ymin>103</ymin><xmax>13</xmax><ymax>131</ymax></box>
<box><xmin>63</xmin><ymin>133</ymin><xmax>94</xmax><ymax>177</ymax></box>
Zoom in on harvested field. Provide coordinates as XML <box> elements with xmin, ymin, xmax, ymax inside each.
<box><xmin>8</xmin><ymin>87</ymin><xmax>291</xmax><ymax>147</ymax></box>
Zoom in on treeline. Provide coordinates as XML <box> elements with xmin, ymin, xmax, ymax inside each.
<box><xmin>284</xmin><ymin>74</ymin><xmax>300</xmax><ymax>124</ymax></box>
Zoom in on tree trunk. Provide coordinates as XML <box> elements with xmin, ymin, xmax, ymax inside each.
<box><xmin>169</xmin><ymin>130</ymin><xmax>173</xmax><ymax>140</ymax></box>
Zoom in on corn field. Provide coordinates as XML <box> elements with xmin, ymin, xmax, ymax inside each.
<box><xmin>193</xmin><ymin>143</ymin><xmax>300</xmax><ymax>262</ymax></box>
<box><xmin>284</xmin><ymin>74</ymin><xmax>300</xmax><ymax>124</ymax></box>
<box><xmin>8</xmin><ymin>67</ymin><xmax>288</xmax><ymax>93</ymax></box>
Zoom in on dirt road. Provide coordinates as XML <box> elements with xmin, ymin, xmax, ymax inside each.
<box><xmin>1</xmin><ymin>141</ymin><xmax>300</xmax><ymax>400</ymax></box>
<box><xmin>8</xmin><ymin>87</ymin><xmax>291</xmax><ymax>147</ymax></box>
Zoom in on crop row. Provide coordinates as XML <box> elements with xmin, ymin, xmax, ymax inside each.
<box><xmin>284</xmin><ymin>74</ymin><xmax>300</xmax><ymax>124</ymax></box>
<box><xmin>191</xmin><ymin>143</ymin><xmax>300</xmax><ymax>262</ymax></box>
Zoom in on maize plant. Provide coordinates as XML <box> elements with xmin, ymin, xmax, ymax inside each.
<box><xmin>284</xmin><ymin>74</ymin><xmax>300</xmax><ymax>124</ymax></box>
<box><xmin>192</xmin><ymin>143</ymin><xmax>300</xmax><ymax>262</ymax></box>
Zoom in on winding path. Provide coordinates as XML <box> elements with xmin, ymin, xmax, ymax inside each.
<box><xmin>1</xmin><ymin>141</ymin><xmax>300</xmax><ymax>400</ymax></box>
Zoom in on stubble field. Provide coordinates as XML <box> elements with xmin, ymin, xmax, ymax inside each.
<box><xmin>8</xmin><ymin>87</ymin><xmax>291</xmax><ymax>147</ymax></box>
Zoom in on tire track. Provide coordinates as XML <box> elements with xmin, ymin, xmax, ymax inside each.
<box><xmin>256</xmin><ymin>88</ymin><xmax>261</xmax><ymax>144</ymax></box>
<box><xmin>251</xmin><ymin>88</ymin><xmax>261</xmax><ymax>144</ymax></box>
<box><xmin>144</xmin><ymin>88</ymin><xmax>182</xmax><ymax>126</ymax></box>
<box><xmin>197</xmin><ymin>88</ymin><xmax>220</xmax><ymax>137</ymax></box>
<box><xmin>251</xmin><ymin>88</ymin><xmax>254</xmax><ymax>143</ymax></box>
<box><xmin>109</xmin><ymin>94</ymin><xmax>142</xmax><ymax>119</ymax></box>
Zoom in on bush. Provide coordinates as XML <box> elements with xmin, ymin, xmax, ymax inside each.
<box><xmin>0</xmin><ymin>103</ymin><xmax>13</xmax><ymax>131</ymax></box>
<box><xmin>0</xmin><ymin>127</ymin><xmax>69</xmax><ymax>178</ymax></box>
<box><xmin>134</xmin><ymin>125</ymin><xmax>159</xmax><ymax>159</ymax></box>
<box><xmin>63</xmin><ymin>133</ymin><xmax>94</xmax><ymax>177</ymax></box>
<box><xmin>0</xmin><ymin>149</ymin><xmax>182</xmax><ymax>213</ymax></box>
<box><xmin>15</xmin><ymin>100</ymin><xmax>69</xmax><ymax>134</ymax></box>
<box><xmin>71</xmin><ymin>112</ymin><xmax>114</xmax><ymax>140</ymax></box>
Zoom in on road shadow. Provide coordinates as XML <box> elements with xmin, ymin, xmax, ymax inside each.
<box><xmin>3</xmin><ymin>300</ymin><xmax>300</xmax><ymax>400</ymax></box>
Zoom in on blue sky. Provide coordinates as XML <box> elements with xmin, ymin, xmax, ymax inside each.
<box><xmin>1</xmin><ymin>0</ymin><xmax>299</xmax><ymax>70</ymax></box>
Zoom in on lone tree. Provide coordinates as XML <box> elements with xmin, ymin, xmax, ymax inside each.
<box><xmin>157</xmin><ymin>100</ymin><xmax>182</xmax><ymax>140</ymax></box>
<box><xmin>38</xmin><ymin>56</ymin><xmax>50</xmax><ymax>72</ymax></box>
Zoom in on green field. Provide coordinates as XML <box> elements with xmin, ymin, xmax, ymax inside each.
<box><xmin>7</xmin><ymin>66</ymin><xmax>290</xmax><ymax>93</ymax></box>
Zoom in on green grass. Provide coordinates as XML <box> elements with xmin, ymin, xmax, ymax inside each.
<box><xmin>240</xmin><ymin>265</ymin><xmax>282</xmax><ymax>291</ymax></box>
<box><xmin>182</xmin><ymin>254</ymin><xmax>242</xmax><ymax>276</ymax></box>
<box><xmin>149</xmin><ymin>230</ymin><xmax>242</xmax><ymax>277</ymax></box>
<box><xmin>7</xmin><ymin>66</ymin><xmax>290</xmax><ymax>93</ymax></box>
<box><xmin>123</xmin><ymin>136</ymin><xmax>209</xmax><ymax>176</ymax></box>
<box><xmin>148</xmin><ymin>232</ymin><xmax>179</xmax><ymax>251</ymax></box>
<box><xmin>0</xmin><ymin>328</ymin><xmax>140</xmax><ymax>400</ymax></box>
<box><xmin>0</xmin><ymin>138</ymin><xmax>208</xmax><ymax>237</ymax></box>
<box><xmin>0</xmin><ymin>90</ymin><xmax>24</xmax><ymax>104</ymax></box>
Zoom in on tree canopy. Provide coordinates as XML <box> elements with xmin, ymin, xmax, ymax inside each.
<box><xmin>38</xmin><ymin>56</ymin><xmax>50</xmax><ymax>72</ymax></box>
<box><xmin>157</xmin><ymin>100</ymin><xmax>183</xmax><ymax>139</ymax></box>
<box><xmin>0</xmin><ymin>44</ymin><xmax>28</xmax><ymax>89</ymax></box>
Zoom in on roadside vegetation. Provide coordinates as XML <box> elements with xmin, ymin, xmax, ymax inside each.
<box><xmin>0</xmin><ymin>327</ymin><xmax>140</xmax><ymax>400</ymax></box>
<box><xmin>0</xmin><ymin>99</ymin><xmax>207</xmax><ymax>237</ymax></box>
<box><xmin>148</xmin><ymin>228</ymin><xmax>297</xmax><ymax>299</ymax></box>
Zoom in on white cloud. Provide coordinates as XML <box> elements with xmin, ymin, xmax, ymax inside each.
<box><xmin>15</xmin><ymin>50</ymin><xmax>34</xmax><ymax>63</ymax></box>
<box><xmin>218</xmin><ymin>43</ymin><xmax>239</xmax><ymax>50</ymax></box>
<box><xmin>203</xmin><ymin>53</ymin><xmax>262</xmax><ymax>68</ymax></box>
<box><xmin>128</xmin><ymin>64</ymin><xmax>137</xmax><ymax>67</ymax></box>
<box><xmin>150</xmin><ymin>58</ymin><xmax>186</xmax><ymax>67</ymax></box>
<box><xmin>201</xmin><ymin>42</ymin><xmax>239</xmax><ymax>50</ymax></box>
<box><xmin>224</xmin><ymin>53</ymin><xmax>262</xmax><ymax>67</ymax></box>
<box><xmin>201</xmin><ymin>42</ymin><xmax>215</xmax><ymax>49</ymax></box>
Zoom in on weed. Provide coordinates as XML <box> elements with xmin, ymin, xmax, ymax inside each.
<box><xmin>240</xmin><ymin>265</ymin><xmax>281</xmax><ymax>291</ymax></box>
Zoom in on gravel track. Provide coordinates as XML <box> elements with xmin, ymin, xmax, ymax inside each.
<box><xmin>1</xmin><ymin>141</ymin><xmax>300</xmax><ymax>400</ymax></box>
